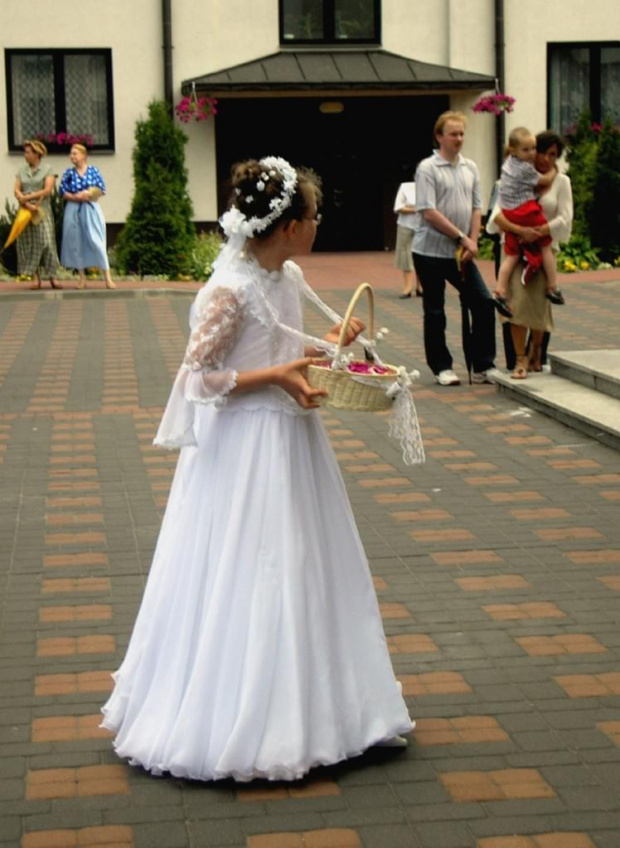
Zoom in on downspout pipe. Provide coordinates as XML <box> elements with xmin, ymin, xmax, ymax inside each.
<box><xmin>162</xmin><ymin>0</ymin><xmax>174</xmax><ymax>110</ymax></box>
<box><xmin>494</xmin><ymin>0</ymin><xmax>506</xmax><ymax>176</ymax></box>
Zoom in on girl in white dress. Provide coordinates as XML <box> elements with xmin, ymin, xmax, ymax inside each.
<box><xmin>101</xmin><ymin>156</ymin><xmax>415</xmax><ymax>782</ymax></box>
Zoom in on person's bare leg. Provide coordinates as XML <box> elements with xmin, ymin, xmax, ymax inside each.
<box><xmin>104</xmin><ymin>269</ymin><xmax>116</xmax><ymax>290</ymax></box>
<box><xmin>510</xmin><ymin>324</ymin><xmax>528</xmax><ymax>379</ymax></box>
<box><xmin>76</xmin><ymin>270</ymin><xmax>86</xmax><ymax>290</ymax></box>
<box><xmin>415</xmin><ymin>269</ymin><xmax>423</xmax><ymax>296</ymax></box>
<box><xmin>529</xmin><ymin>329</ymin><xmax>544</xmax><ymax>372</ymax></box>
<box><xmin>495</xmin><ymin>254</ymin><xmax>519</xmax><ymax>299</ymax></box>
<box><xmin>400</xmin><ymin>270</ymin><xmax>413</xmax><ymax>297</ymax></box>
<box><xmin>30</xmin><ymin>273</ymin><xmax>42</xmax><ymax>290</ymax></box>
<box><xmin>541</xmin><ymin>245</ymin><xmax>557</xmax><ymax>293</ymax></box>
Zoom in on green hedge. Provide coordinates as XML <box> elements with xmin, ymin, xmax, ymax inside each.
<box><xmin>116</xmin><ymin>101</ymin><xmax>195</xmax><ymax>278</ymax></box>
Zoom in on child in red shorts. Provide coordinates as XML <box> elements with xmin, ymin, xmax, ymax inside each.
<box><xmin>493</xmin><ymin>127</ymin><xmax>564</xmax><ymax>316</ymax></box>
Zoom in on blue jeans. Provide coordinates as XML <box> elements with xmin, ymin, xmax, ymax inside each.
<box><xmin>413</xmin><ymin>253</ymin><xmax>496</xmax><ymax>375</ymax></box>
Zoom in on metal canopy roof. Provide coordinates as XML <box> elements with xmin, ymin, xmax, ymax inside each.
<box><xmin>183</xmin><ymin>48</ymin><xmax>495</xmax><ymax>95</ymax></box>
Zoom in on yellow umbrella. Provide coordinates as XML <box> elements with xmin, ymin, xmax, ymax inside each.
<box><xmin>3</xmin><ymin>207</ymin><xmax>33</xmax><ymax>250</ymax></box>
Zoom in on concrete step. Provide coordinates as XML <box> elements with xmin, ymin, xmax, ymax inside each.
<box><xmin>550</xmin><ymin>350</ymin><xmax>620</xmax><ymax>401</ymax></box>
<box><xmin>493</xmin><ymin>369</ymin><xmax>620</xmax><ymax>451</ymax></box>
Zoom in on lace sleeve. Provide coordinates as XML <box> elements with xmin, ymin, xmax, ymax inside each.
<box><xmin>180</xmin><ymin>287</ymin><xmax>242</xmax><ymax>403</ymax></box>
<box><xmin>153</xmin><ymin>287</ymin><xmax>243</xmax><ymax>449</ymax></box>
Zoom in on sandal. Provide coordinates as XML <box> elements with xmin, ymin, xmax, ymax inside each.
<box><xmin>546</xmin><ymin>288</ymin><xmax>565</xmax><ymax>305</ymax></box>
<box><xmin>493</xmin><ymin>294</ymin><xmax>513</xmax><ymax>318</ymax></box>
<box><xmin>511</xmin><ymin>354</ymin><xmax>528</xmax><ymax>380</ymax></box>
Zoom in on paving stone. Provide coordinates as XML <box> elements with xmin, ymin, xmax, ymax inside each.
<box><xmin>355</xmin><ymin>824</ymin><xmax>422</xmax><ymax>848</ymax></box>
<box><xmin>3</xmin><ymin>285</ymin><xmax>620</xmax><ymax>846</ymax></box>
<box><xmin>414</xmin><ymin>821</ymin><xmax>474</xmax><ymax>848</ymax></box>
<box><xmin>133</xmin><ymin>821</ymin><xmax>190</xmax><ymax>848</ymax></box>
<box><xmin>186</xmin><ymin>819</ymin><xmax>246</xmax><ymax>847</ymax></box>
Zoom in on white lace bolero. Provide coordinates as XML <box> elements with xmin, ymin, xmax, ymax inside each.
<box><xmin>155</xmin><ymin>259</ymin><xmax>322</xmax><ymax>449</ymax></box>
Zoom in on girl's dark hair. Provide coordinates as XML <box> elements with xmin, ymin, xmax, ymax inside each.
<box><xmin>536</xmin><ymin>130</ymin><xmax>566</xmax><ymax>157</ymax></box>
<box><xmin>229</xmin><ymin>159</ymin><xmax>322</xmax><ymax>240</ymax></box>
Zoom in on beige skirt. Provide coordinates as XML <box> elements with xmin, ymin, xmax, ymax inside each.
<box><xmin>394</xmin><ymin>225</ymin><xmax>415</xmax><ymax>271</ymax></box>
<box><xmin>503</xmin><ymin>251</ymin><xmax>554</xmax><ymax>333</ymax></box>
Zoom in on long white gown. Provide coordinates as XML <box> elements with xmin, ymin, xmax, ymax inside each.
<box><xmin>101</xmin><ymin>255</ymin><xmax>413</xmax><ymax>782</ymax></box>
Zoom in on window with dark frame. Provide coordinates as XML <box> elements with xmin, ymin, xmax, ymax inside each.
<box><xmin>548</xmin><ymin>41</ymin><xmax>620</xmax><ymax>134</ymax></box>
<box><xmin>280</xmin><ymin>0</ymin><xmax>380</xmax><ymax>44</ymax></box>
<box><xmin>5</xmin><ymin>48</ymin><xmax>114</xmax><ymax>152</ymax></box>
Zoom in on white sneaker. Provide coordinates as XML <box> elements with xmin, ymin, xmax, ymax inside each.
<box><xmin>435</xmin><ymin>369</ymin><xmax>460</xmax><ymax>386</ymax></box>
<box><xmin>472</xmin><ymin>368</ymin><xmax>500</xmax><ymax>384</ymax></box>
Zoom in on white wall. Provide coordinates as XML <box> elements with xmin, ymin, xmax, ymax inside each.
<box><xmin>1</xmin><ymin>0</ymin><xmax>162</xmax><ymax>223</ymax></box>
<box><xmin>171</xmin><ymin>0</ymin><xmax>279</xmax><ymax>221</ymax></box>
<box><xmin>503</xmin><ymin>0</ymin><xmax>618</xmax><ymax>138</ymax></box>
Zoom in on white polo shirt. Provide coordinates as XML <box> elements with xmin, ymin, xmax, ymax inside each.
<box><xmin>413</xmin><ymin>151</ymin><xmax>482</xmax><ymax>259</ymax></box>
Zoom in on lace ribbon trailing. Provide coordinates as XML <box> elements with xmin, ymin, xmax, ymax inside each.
<box><xmin>350</xmin><ymin>367</ymin><xmax>425</xmax><ymax>466</ymax></box>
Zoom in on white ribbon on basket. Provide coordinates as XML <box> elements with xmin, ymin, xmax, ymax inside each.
<box><xmin>256</xmin><ymin>278</ymin><xmax>425</xmax><ymax>466</ymax></box>
<box><xmin>350</xmin><ymin>366</ymin><xmax>425</xmax><ymax>466</ymax></box>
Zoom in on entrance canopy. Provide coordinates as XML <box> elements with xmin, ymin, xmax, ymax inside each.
<box><xmin>183</xmin><ymin>48</ymin><xmax>495</xmax><ymax>95</ymax></box>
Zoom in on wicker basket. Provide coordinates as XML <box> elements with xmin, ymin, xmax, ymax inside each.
<box><xmin>307</xmin><ymin>283</ymin><xmax>398</xmax><ymax>411</ymax></box>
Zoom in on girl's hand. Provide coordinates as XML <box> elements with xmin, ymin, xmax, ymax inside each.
<box><xmin>324</xmin><ymin>316</ymin><xmax>365</xmax><ymax>347</ymax></box>
<box><xmin>273</xmin><ymin>357</ymin><xmax>328</xmax><ymax>409</ymax></box>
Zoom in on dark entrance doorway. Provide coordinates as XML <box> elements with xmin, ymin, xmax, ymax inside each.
<box><xmin>214</xmin><ymin>94</ymin><xmax>449</xmax><ymax>251</ymax></box>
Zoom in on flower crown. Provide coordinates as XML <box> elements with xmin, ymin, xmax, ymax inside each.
<box><xmin>221</xmin><ymin>156</ymin><xmax>299</xmax><ymax>239</ymax></box>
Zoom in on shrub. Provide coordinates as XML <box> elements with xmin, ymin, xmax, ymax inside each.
<box><xmin>50</xmin><ymin>187</ymin><xmax>64</xmax><ymax>259</ymax></box>
<box><xmin>0</xmin><ymin>200</ymin><xmax>18</xmax><ymax>275</ymax></box>
<box><xmin>477</xmin><ymin>233</ymin><xmax>496</xmax><ymax>261</ymax></box>
<box><xmin>590</xmin><ymin>118</ymin><xmax>620</xmax><ymax>263</ymax></box>
<box><xmin>116</xmin><ymin>100</ymin><xmax>195</xmax><ymax>278</ymax></box>
<box><xmin>566</xmin><ymin>113</ymin><xmax>599</xmax><ymax>241</ymax></box>
<box><xmin>189</xmin><ymin>231</ymin><xmax>222</xmax><ymax>281</ymax></box>
<box><xmin>556</xmin><ymin>234</ymin><xmax>600</xmax><ymax>272</ymax></box>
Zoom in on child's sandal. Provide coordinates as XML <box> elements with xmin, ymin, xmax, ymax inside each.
<box><xmin>493</xmin><ymin>294</ymin><xmax>513</xmax><ymax>318</ymax></box>
<box><xmin>545</xmin><ymin>288</ymin><xmax>565</xmax><ymax>305</ymax></box>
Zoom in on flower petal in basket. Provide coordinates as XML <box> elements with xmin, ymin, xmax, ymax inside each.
<box><xmin>307</xmin><ymin>358</ymin><xmax>398</xmax><ymax>411</ymax></box>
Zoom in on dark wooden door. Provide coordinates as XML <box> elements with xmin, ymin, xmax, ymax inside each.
<box><xmin>215</xmin><ymin>94</ymin><xmax>449</xmax><ymax>251</ymax></box>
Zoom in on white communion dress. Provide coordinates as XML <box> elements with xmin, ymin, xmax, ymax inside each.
<box><xmin>101</xmin><ymin>254</ymin><xmax>414</xmax><ymax>781</ymax></box>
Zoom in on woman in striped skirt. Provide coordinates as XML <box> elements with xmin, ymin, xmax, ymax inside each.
<box><xmin>13</xmin><ymin>140</ymin><xmax>61</xmax><ymax>289</ymax></box>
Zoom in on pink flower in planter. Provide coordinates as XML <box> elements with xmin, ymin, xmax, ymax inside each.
<box><xmin>175</xmin><ymin>95</ymin><xmax>218</xmax><ymax>124</ymax></box>
<box><xmin>472</xmin><ymin>93</ymin><xmax>516</xmax><ymax>115</ymax></box>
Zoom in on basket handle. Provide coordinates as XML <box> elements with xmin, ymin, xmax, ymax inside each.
<box><xmin>337</xmin><ymin>282</ymin><xmax>374</xmax><ymax>352</ymax></box>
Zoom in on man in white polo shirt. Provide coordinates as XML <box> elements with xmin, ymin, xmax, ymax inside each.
<box><xmin>413</xmin><ymin>111</ymin><xmax>496</xmax><ymax>386</ymax></box>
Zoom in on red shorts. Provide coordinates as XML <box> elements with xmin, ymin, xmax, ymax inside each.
<box><xmin>502</xmin><ymin>200</ymin><xmax>552</xmax><ymax>258</ymax></box>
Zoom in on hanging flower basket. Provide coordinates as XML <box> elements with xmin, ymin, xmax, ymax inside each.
<box><xmin>472</xmin><ymin>93</ymin><xmax>515</xmax><ymax>116</ymax></box>
<box><xmin>175</xmin><ymin>91</ymin><xmax>218</xmax><ymax>124</ymax></box>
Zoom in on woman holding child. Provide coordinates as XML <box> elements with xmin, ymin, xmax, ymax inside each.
<box><xmin>488</xmin><ymin>130</ymin><xmax>573</xmax><ymax>378</ymax></box>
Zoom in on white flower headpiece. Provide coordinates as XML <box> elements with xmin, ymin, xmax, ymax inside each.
<box><xmin>221</xmin><ymin>156</ymin><xmax>298</xmax><ymax>241</ymax></box>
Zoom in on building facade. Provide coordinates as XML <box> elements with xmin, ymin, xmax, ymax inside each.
<box><xmin>2</xmin><ymin>0</ymin><xmax>618</xmax><ymax>251</ymax></box>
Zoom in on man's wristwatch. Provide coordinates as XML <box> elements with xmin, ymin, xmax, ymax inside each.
<box><xmin>456</xmin><ymin>230</ymin><xmax>466</xmax><ymax>244</ymax></box>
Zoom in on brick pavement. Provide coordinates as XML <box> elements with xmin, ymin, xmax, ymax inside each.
<box><xmin>1</xmin><ymin>258</ymin><xmax>620</xmax><ymax>848</ymax></box>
